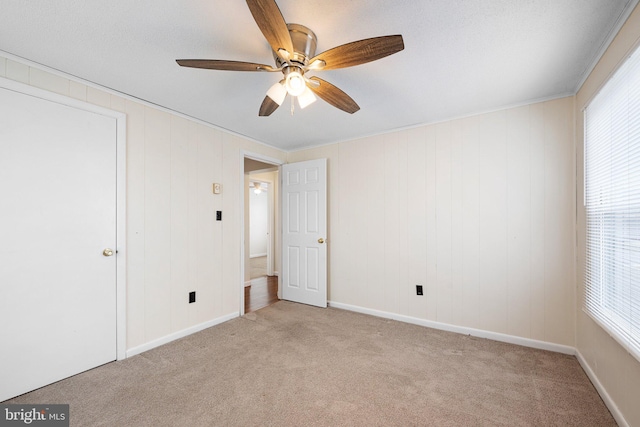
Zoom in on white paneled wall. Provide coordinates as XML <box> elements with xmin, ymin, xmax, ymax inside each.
<box><xmin>0</xmin><ymin>54</ymin><xmax>287</xmax><ymax>351</ymax></box>
<box><xmin>289</xmin><ymin>96</ymin><xmax>575</xmax><ymax>346</ymax></box>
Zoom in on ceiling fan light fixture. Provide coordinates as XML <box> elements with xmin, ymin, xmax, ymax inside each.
<box><xmin>297</xmin><ymin>87</ymin><xmax>317</xmax><ymax>109</ymax></box>
<box><xmin>266</xmin><ymin>81</ymin><xmax>287</xmax><ymax>105</ymax></box>
<box><xmin>253</xmin><ymin>182</ymin><xmax>262</xmax><ymax>194</ymax></box>
<box><xmin>285</xmin><ymin>70</ymin><xmax>306</xmax><ymax>96</ymax></box>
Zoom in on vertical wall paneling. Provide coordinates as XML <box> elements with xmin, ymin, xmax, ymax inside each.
<box><xmin>212</xmin><ymin>128</ymin><xmax>226</xmax><ymax>320</ymax></box>
<box><xmin>222</xmin><ymin>135</ymin><xmax>241</xmax><ymax>314</ymax></box>
<box><xmin>144</xmin><ymin>108</ymin><xmax>172</xmax><ymax>340</ymax></box>
<box><xmin>352</xmin><ymin>141</ymin><xmax>369</xmax><ymax>307</ymax></box>
<box><xmin>543</xmin><ymin>98</ymin><xmax>574</xmax><ymax>345</ymax></box>
<box><xmin>450</xmin><ymin>121</ymin><xmax>464</xmax><ymax>326</ymax></box>
<box><xmin>334</xmin><ymin>142</ymin><xmax>356</xmax><ymax>305</ymax></box>
<box><xmin>478</xmin><ymin>111</ymin><xmax>509</xmax><ymax>334</ymax></box>
<box><xmin>383</xmin><ymin>132</ymin><xmax>401</xmax><ymax>313</ymax></box>
<box><xmin>125</xmin><ymin>100</ymin><xmax>146</xmax><ymax>348</ymax></box>
<box><xmin>170</xmin><ymin>115</ymin><xmax>191</xmax><ymax>332</ymax></box>
<box><xmin>366</xmin><ymin>135</ymin><xmax>386</xmax><ymax>310</ymax></box>
<box><xmin>352</xmin><ymin>139</ymin><xmax>368</xmax><ymax>307</ymax></box>
<box><xmin>186</xmin><ymin>122</ymin><xmax>200</xmax><ymax>326</ymax></box>
<box><xmin>395</xmin><ymin>132</ymin><xmax>409</xmax><ymax>317</ymax></box>
<box><xmin>435</xmin><ymin>122</ymin><xmax>453</xmax><ymax>324</ymax></box>
<box><xmin>288</xmin><ymin>97</ymin><xmax>575</xmax><ymax>347</ymax></box>
<box><xmin>194</xmin><ymin>127</ymin><xmax>216</xmax><ymax>323</ymax></box>
<box><xmin>424</xmin><ymin>126</ymin><xmax>438</xmax><ymax>320</ymax></box>
<box><xmin>460</xmin><ymin>116</ymin><xmax>480</xmax><ymax>329</ymax></box>
<box><xmin>506</xmin><ymin>105</ymin><xmax>532</xmax><ymax>338</ymax></box>
<box><xmin>405</xmin><ymin>127</ymin><xmax>428</xmax><ymax>319</ymax></box>
<box><xmin>529</xmin><ymin>102</ymin><xmax>546</xmax><ymax>341</ymax></box>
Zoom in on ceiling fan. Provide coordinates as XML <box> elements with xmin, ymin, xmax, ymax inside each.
<box><xmin>176</xmin><ymin>0</ymin><xmax>404</xmax><ymax>116</ymax></box>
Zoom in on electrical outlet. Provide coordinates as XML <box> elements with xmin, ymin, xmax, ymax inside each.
<box><xmin>416</xmin><ymin>285</ymin><xmax>423</xmax><ymax>296</ymax></box>
<box><xmin>189</xmin><ymin>291</ymin><xmax>196</xmax><ymax>303</ymax></box>
<box><xmin>216</xmin><ymin>211</ymin><xmax>222</xmax><ymax>221</ymax></box>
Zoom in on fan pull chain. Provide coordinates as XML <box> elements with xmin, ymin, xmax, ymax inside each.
<box><xmin>290</xmin><ymin>95</ymin><xmax>295</xmax><ymax>116</ymax></box>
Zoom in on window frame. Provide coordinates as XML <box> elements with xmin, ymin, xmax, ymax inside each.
<box><xmin>583</xmin><ymin>40</ymin><xmax>640</xmax><ymax>363</ymax></box>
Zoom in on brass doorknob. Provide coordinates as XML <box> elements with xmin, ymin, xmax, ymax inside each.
<box><xmin>103</xmin><ymin>248</ymin><xmax>114</xmax><ymax>257</ymax></box>
<box><xmin>318</xmin><ymin>238</ymin><xmax>325</xmax><ymax>244</ymax></box>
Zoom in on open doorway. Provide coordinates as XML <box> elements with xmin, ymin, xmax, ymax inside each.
<box><xmin>249</xmin><ymin>180</ymin><xmax>270</xmax><ymax>278</ymax></box>
<box><xmin>244</xmin><ymin>156</ymin><xmax>280</xmax><ymax>314</ymax></box>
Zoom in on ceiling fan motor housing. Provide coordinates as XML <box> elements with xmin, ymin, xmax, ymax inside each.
<box><xmin>274</xmin><ymin>23</ymin><xmax>318</xmax><ymax>67</ymax></box>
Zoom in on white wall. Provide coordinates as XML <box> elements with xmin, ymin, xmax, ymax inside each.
<box><xmin>288</xmin><ymin>96</ymin><xmax>576</xmax><ymax>347</ymax></box>
<box><xmin>248</xmin><ymin>171</ymin><xmax>280</xmax><ymax>274</ymax></box>
<box><xmin>249</xmin><ymin>186</ymin><xmax>268</xmax><ymax>257</ymax></box>
<box><xmin>0</xmin><ymin>53</ymin><xmax>287</xmax><ymax>352</ymax></box>
<box><xmin>575</xmin><ymin>4</ymin><xmax>640</xmax><ymax>426</ymax></box>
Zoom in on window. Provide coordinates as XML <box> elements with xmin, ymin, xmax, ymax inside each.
<box><xmin>584</xmin><ymin>42</ymin><xmax>640</xmax><ymax>361</ymax></box>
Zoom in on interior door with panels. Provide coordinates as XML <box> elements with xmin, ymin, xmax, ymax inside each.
<box><xmin>0</xmin><ymin>83</ymin><xmax>118</xmax><ymax>401</ymax></box>
<box><xmin>281</xmin><ymin>158</ymin><xmax>327</xmax><ymax>308</ymax></box>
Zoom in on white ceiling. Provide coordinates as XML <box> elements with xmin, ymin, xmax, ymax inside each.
<box><xmin>1</xmin><ymin>0</ymin><xmax>637</xmax><ymax>151</ymax></box>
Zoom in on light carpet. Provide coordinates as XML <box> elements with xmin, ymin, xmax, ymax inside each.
<box><xmin>5</xmin><ymin>301</ymin><xmax>615</xmax><ymax>426</ymax></box>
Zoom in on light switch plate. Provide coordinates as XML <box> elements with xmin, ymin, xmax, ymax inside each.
<box><xmin>213</xmin><ymin>183</ymin><xmax>221</xmax><ymax>194</ymax></box>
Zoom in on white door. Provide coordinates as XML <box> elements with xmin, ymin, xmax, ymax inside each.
<box><xmin>281</xmin><ymin>159</ymin><xmax>327</xmax><ymax>308</ymax></box>
<box><xmin>0</xmin><ymin>86</ymin><xmax>117</xmax><ymax>401</ymax></box>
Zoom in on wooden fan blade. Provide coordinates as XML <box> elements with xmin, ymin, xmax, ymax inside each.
<box><xmin>259</xmin><ymin>96</ymin><xmax>281</xmax><ymax>116</ymax></box>
<box><xmin>308</xmin><ymin>35</ymin><xmax>404</xmax><ymax>70</ymax></box>
<box><xmin>176</xmin><ymin>59</ymin><xmax>278</xmax><ymax>72</ymax></box>
<box><xmin>246</xmin><ymin>0</ymin><xmax>293</xmax><ymax>56</ymax></box>
<box><xmin>307</xmin><ymin>77</ymin><xmax>360</xmax><ymax>114</ymax></box>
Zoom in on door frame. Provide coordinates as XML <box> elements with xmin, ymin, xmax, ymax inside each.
<box><xmin>239</xmin><ymin>150</ymin><xmax>283</xmax><ymax>316</ymax></box>
<box><xmin>0</xmin><ymin>76</ymin><xmax>127</xmax><ymax>360</ymax></box>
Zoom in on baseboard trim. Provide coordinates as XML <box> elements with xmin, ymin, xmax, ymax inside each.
<box><xmin>250</xmin><ymin>253</ymin><xmax>267</xmax><ymax>258</ymax></box>
<box><xmin>125</xmin><ymin>312</ymin><xmax>239</xmax><ymax>358</ymax></box>
<box><xmin>575</xmin><ymin>350</ymin><xmax>629</xmax><ymax>427</ymax></box>
<box><xmin>327</xmin><ymin>301</ymin><xmax>575</xmax><ymax>355</ymax></box>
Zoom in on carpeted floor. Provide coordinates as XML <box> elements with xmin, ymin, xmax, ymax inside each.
<box><xmin>5</xmin><ymin>301</ymin><xmax>614</xmax><ymax>426</ymax></box>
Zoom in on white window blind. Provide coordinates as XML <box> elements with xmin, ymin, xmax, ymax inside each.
<box><xmin>584</xmin><ymin>42</ymin><xmax>640</xmax><ymax>361</ymax></box>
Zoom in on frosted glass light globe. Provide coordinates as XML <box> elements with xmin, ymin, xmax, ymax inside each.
<box><xmin>285</xmin><ymin>71</ymin><xmax>306</xmax><ymax>97</ymax></box>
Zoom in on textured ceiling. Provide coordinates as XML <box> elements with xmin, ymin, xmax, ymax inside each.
<box><xmin>0</xmin><ymin>0</ymin><xmax>637</xmax><ymax>151</ymax></box>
